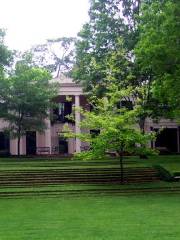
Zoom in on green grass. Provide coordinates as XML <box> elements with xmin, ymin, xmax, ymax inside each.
<box><xmin>0</xmin><ymin>155</ymin><xmax>179</xmax><ymax>173</ymax></box>
<box><xmin>0</xmin><ymin>155</ymin><xmax>180</xmax><ymax>239</ymax></box>
<box><xmin>0</xmin><ymin>194</ymin><xmax>180</xmax><ymax>240</ymax></box>
<box><xmin>124</xmin><ymin>155</ymin><xmax>180</xmax><ymax>174</ymax></box>
<box><xmin>0</xmin><ymin>181</ymin><xmax>180</xmax><ymax>194</ymax></box>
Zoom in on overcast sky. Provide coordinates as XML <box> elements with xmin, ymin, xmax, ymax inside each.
<box><xmin>0</xmin><ymin>0</ymin><xmax>89</xmax><ymax>50</ymax></box>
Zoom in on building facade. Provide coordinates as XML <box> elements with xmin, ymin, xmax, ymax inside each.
<box><xmin>0</xmin><ymin>76</ymin><xmax>179</xmax><ymax>156</ymax></box>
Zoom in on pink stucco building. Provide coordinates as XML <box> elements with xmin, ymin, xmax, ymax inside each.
<box><xmin>0</xmin><ymin>75</ymin><xmax>179</xmax><ymax>156</ymax></box>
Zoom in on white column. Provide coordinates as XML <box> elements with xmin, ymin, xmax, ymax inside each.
<box><xmin>150</xmin><ymin>127</ymin><xmax>156</xmax><ymax>149</ymax></box>
<box><xmin>44</xmin><ymin>117</ymin><xmax>52</xmax><ymax>154</ymax></box>
<box><xmin>75</xmin><ymin>95</ymin><xmax>81</xmax><ymax>153</ymax></box>
<box><xmin>10</xmin><ymin>138</ymin><xmax>17</xmax><ymax>155</ymax></box>
<box><xmin>9</xmin><ymin>137</ymin><xmax>24</xmax><ymax>155</ymax></box>
<box><xmin>21</xmin><ymin>136</ymin><xmax>26</xmax><ymax>155</ymax></box>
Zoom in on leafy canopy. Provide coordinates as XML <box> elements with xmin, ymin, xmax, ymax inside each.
<box><xmin>0</xmin><ymin>57</ymin><xmax>58</xmax><ymax>154</ymax></box>
<box><xmin>64</xmin><ymin>87</ymin><xmax>156</xmax><ymax>160</ymax></box>
<box><xmin>135</xmin><ymin>0</ymin><xmax>180</xmax><ymax>119</ymax></box>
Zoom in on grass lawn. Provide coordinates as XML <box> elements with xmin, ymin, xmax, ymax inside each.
<box><xmin>0</xmin><ymin>155</ymin><xmax>180</xmax><ymax>239</ymax></box>
<box><xmin>0</xmin><ymin>194</ymin><xmax>180</xmax><ymax>240</ymax></box>
<box><xmin>124</xmin><ymin>155</ymin><xmax>180</xmax><ymax>174</ymax></box>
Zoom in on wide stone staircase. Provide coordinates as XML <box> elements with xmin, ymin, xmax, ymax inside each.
<box><xmin>0</xmin><ymin>167</ymin><xmax>160</xmax><ymax>188</ymax></box>
<box><xmin>3</xmin><ymin>159</ymin><xmax>180</xmax><ymax>198</ymax></box>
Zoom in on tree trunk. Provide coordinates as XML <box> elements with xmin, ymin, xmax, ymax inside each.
<box><xmin>17</xmin><ymin>111</ymin><xmax>23</xmax><ymax>157</ymax></box>
<box><xmin>17</xmin><ymin>123</ymin><xmax>21</xmax><ymax>157</ymax></box>
<box><xmin>139</xmin><ymin>116</ymin><xmax>146</xmax><ymax>134</ymax></box>
<box><xmin>120</xmin><ymin>151</ymin><xmax>124</xmax><ymax>183</ymax></box>
<box><xmin>118</xmin><ymin>145</ymin><xmax>124</xmax><ymax>184</ymax></box>
<box><xmin>139</xmin><ymin>116</ymin><xmax>148</xmax><ymax>159</ymax></box>
<box><xmin>56</xmin><ymin>64</ymin><xmax>61</xmax><ymax>78</ymax></box>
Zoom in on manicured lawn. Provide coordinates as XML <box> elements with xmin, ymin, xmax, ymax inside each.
<box><xmin>0</xmin><ymin>155</ymin><xmax>180</xmax><ymax>239</ymax></box>
<box><xmin>0</xmin><ymin>194</ymin><xmax>180</xmax><ymax>240</ymax></box>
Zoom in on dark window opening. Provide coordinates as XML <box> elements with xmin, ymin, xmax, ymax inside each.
<box><xmin>0</xmin><ymin>132</ymin><xmax>10</xmax><ymax>156</ymax></box>
<box><xmin>26</xmin><ymin>131</ymin><xmax>36</xmax><ymax>155</ymax></box>
<box><xmin>119</xmin><ymin>101</ymin><xmax>133</xmax><ymax>110</ymax></box>
<box><xmin>155</xmin><ymin>128</ymin><xmax>178</xmax><ymax>153</ymax></box>
<box><xmin>90</xmin><ymin>129</ymin><xmax>100</xmax><ymax>138</ymax></box>
<box><xmin>53</xmin><ymin>102</ymin><xmax>73</xmax><ymax>123</ymax></box>
<box><xmin>59</xmin><ymin>137</ymin><xmax>68</xmax><ymax>154</ymax></box>
<box><xmin>90</xmin><ymin>104</ymin><xmax>94</xmax><ymax>112</ymax></box>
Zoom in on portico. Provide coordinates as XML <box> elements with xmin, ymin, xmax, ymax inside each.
<box><xmin>49</xmin><ymin>75</ymin><xmax>87</xmax><ymax>155</ymax></box>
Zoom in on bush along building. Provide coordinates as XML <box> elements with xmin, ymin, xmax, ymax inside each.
<box><xmin>0</xmin><ymin>75</ymin><xmax>179</xmax><ymax>156</ymax></box>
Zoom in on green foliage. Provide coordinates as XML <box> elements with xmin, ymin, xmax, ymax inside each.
<box><xmin>73</xmin><ymin>0</ymin><xmax>179</xmax><ymax>129</ymax></box>
<box><xmin>73</xmin><ymin>0</ymin><xmax>170</xmax><ymax>134</ymax></box>
<box><xmin>154</xmin><ymin>165</ymin><xmax>174</xmax><ymax>182</ymax></box>
<box><xmin>64</xmin><ymin>88</ymin><xmax>156</xmax><ymax>161</ymax></box>
<box><xmin>0</xmin><ymin>56</ymin><xmax>58</xmax><ymax>155</ymax></box>
<box><xmin>0</xmin><ymin>29</ymin><xmax>13</xmax><ymax>77</ymax></box>
<box><xmin>72</xmin><ymin>0</ymin><xmax>128</xmax><ymax>96</ymax></box>
<box><xmin>135</xmin><ymin>0</ymin><xmax>180</xmax><ymax>119</ymax></box>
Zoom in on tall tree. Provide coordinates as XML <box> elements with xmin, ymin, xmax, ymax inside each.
<box><xmin>73</xmin><ymin>0</ymin><xmax>178</xmax><ymax>133</ymax></box>
<box><xmin>0</xmin><ymin>29</ymin><xmax>12</xmax><ymax>76</ymax></box>
<box><xmin>135</xmin><ymin>0</ymin><xmax>180</xmax><ymax>119</ymax></box>
<box><xmin>0</xmin><ymin>58</ymin><xmax>58</xmax><ymax>156</ymax></box>
<box><xmin>72</xmin><ymin>0</ymin><xmax>127</xmax><ymax>96</ymax></box>
<box><xmin>31</xmin><ymin>37</ymin><xmax>76</xmax><ymax>77</ymax></box>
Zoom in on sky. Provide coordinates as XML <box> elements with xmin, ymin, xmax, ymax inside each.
<box><xmin>0</xmin><ymin>0</ymin><xmax>90</xmax><ymax>51</ymax></box>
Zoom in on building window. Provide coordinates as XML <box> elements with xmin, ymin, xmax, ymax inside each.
<box><xmin>117</xmin><ymin>101</ymin><xmax>133</xmax><ymax>110</ymax></box>
<box><xmin>90</xmin><ymin>129</ymin><xmax>100</xmax><ymax>138</ymax></box>
<box><xmin>0</xmin><ymin>132</ymin><xmax>10</xmax><ymax>156</ymax></box>
<box><xmin>53</xmin><ymin>102</ymin><xmax>73</xmax><ymax>123</ymax></box>
<box><xmin>58</xmin><ymin>103</ymin><xmax>65</xmax><ymax>117</ymax></box>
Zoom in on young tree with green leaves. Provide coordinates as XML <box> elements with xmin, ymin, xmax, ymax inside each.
<box><xmin>64</xmin><ymin>87</ymin><xmax>156</xmax><ymax>182</ymax></box>
<box><xmin>0</xmin><ymin>59</ymin><xmax>58</xmax><ymax>156</ymax></box>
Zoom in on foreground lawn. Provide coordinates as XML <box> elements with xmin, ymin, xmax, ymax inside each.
<box><xmin>0</xmin><ymin>194</ymin><xmax>180</xmax><ymax>240</ymax></box>
<box><xmin>0</xmin><ymin>155</ymin><xmax>180</xmax><ymax>239</ymax></box>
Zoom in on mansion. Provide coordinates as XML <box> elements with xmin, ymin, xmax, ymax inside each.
<box><xmin>0</xmin><ymin>76</ymin><xmax>179</xmax><ymax>156</ymax></box>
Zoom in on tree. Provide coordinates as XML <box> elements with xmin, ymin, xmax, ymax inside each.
<box><xmin>72</xmin><ymin>0</ymin><xmax>146</xmax><ymax>94</ymax></box>
<box><xmin>0</xmin><ymin>29</ymin><xmax>13</xmax><ymax>76</ymax></box>
<box><xmin>73</xmin><ymin>0</ymin><xmax>156</xmax><ymax>133</ymax></box>
<box><xmin>31</xmin><ymin>37</ymin><xmax>76</xmax><ymax>77</ymax></box>
<box><xmin>72</xmin><ymin>0</ymin><xmax>127</xmax><ymax>96</ymax></box>
<box><xmin>135</xmin><ymin>0</ymin><xmax>180</xmax><ymax>119</ymax></box>
<box><xmin>0</xmin><ymin>59</ymin><xmax>58</xmax><ymax>156</ymax></box>
<box><xmin>64</xmin><ymin>87</ymin><xmax>156</xmax><ymax>182</ymax></box>
<box><xmin>73</xmin><ymin>0</ymin><xmax>179</xmax><ymax>134</ymax></box>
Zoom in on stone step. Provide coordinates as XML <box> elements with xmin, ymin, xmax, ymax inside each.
<box><xmin>0</xmin><ymin>167</ymin><xmax>156</xmax><ymax>173</ymax></box>
<box><xmin>1</xmin><ymin>186</ymin><xmax>180</xmax><ymax>199</ymax></box>
<box><xmin>0</xmin><ymin>177</ymin><xmax>159</xmax><ymax>186</ymax></box>
<box><xmin>0</xmin><ymin>166</ymin><xmax>160</xmax><ymax>187</ymax></box>
<box><xmin>0</xmin><ymin>171</ymin><xmax>158</xmax><ymax>177</ymax></box>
